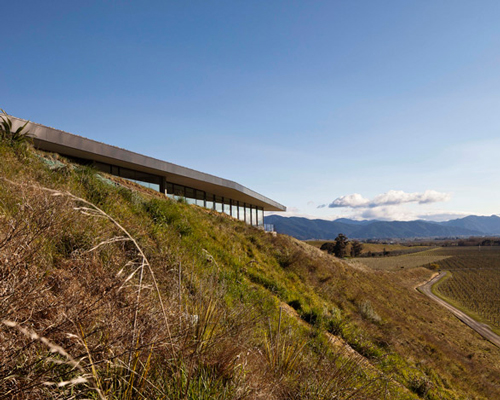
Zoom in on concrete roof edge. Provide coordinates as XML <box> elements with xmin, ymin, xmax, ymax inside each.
<box><xmin>7</xmin><ymin>115</ymin><xmax>286</xmax><ymax>211</ymax></box>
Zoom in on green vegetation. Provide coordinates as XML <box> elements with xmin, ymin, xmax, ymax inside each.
<box><xmin>319</xmin><ymin>234</ymin><xmax>359</xmax><ymax>258</ymax></box>
<box><xmin>1</xmin><ymin>131</ymin><xmax>500</xmax><ymax>399</ymax></box>
<box><xmin>0</xmin><ymin>109</ymin><xmax>31</xmax><ymax>146</ymax></box>
<box><xmin>350</xmin><ymin>240</ymin><xmax>363</xmax><ymax>257</ymax></box>
<box><xmin>308</xmin><ymin>240</ymin><xmax>426</xmax><ymax>257</ymax></box>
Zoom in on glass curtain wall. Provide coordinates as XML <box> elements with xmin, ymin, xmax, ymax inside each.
<box><xmin>245</xmin><ymin>205</ymin><xmax>252</xmax><ymax>224</ymax></box>
<box><xmin>257</xmin><ymin>208</ymin><xmax>264</xmax><ymax>226</ymax></box>
<box><xmin>185</xmin><ymin>188</ymin><xmax>196</xmax><ymax>205</ymax></box>
<box><xmin>164</xmin><ymin>181</ymin><xmax>264</xmax><ymax>226</ymax></box>
<box><xmin>195</xmin><ymin>190</ymin><xmax>205</xmax><ymax>207</ymax></box>
<box><xmin>94</xmin><ymin>162</ymin><xmax>161</xmax><ymax>191</ymax></box>
<box><xmin>166</xmin><ymin>183</ymin><xmax>174</xmax><ymax>198</ymax></box>
<box><xmin>173</xmin><ymin>184</ymin><xmax>185</xmax><ymax>201</ymax></box>
<box><xmin>238</xmin><ymin>204</ymin><xmax>245</xmax><ymax>222</ymax></box>
<box><xmin>231</xmin><ymin>200</ymin><xmax>239</xmax><ymax>219</ymax></box>
<box><xmin>223</xmin><ymin>198</ymin><xmax>231</xmax><ymax>215</ymax></box>
<box><xmin>215</xmin><ymin>196</ymin><xmax>223</xmax><ymax>213</ymax></box>
<box><xmin>206</xmin><ymin>193</ymin><xmax>214</xmax><ymax>210</ymax></box>
<box><xmin>89</xmin><ymin>165</ymin><xmax>267</xmax><ymax>227</ymax></box>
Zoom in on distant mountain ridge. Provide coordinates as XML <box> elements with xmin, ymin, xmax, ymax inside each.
<box><xmin>264</xmin><ymin>215</ymin><xmax>500</xmax><ymax>240</ymax></box>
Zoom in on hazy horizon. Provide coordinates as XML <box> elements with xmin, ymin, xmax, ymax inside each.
<box><xmin>266</xmin><ymin>212</ymin><xmax>500</xmax><ymax>223</ymax></box>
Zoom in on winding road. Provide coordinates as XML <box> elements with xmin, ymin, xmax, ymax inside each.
<box><xmin>418</xmin><ymin>272</ymin><xmax>500</xmax><ymax>348</ymax></box>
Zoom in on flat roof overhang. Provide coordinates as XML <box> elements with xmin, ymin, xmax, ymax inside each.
<box><xmin>8</xmin><ymin>116</ymin><xmax>286</xmax><ymax>211</ymax></box>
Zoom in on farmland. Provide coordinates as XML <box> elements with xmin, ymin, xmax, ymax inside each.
<box><xmin>353</xmin><ymin>248</ymin><xmax>450</xmax><ymax>271</ymax></box>
<box><xmin>354</xmin><ymin>245</ymin><xmax>500</xmax><ymax>331</ymax></box>
<box><xmin>432</xmin><ymin>247</ymin><xmax>500</xmax><ymax>330</ymax></box>
<box><xmin>306</xmin><ymin>240</ymin><xmax>432</xmax><ymax>258</ymax></box>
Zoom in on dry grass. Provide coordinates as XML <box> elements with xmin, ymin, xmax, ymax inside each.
<box><xmin>1</xmin><ymin>136</ymin><xmax>500</xmax><ymax>399</ymax></box>
<box><xmin>0</xmin><ymin>166</ymin><xmax>382</xmax><ymax>399</ymax></box>
<box><xmin>354</xmin><ymin>249</ymin><xmax>450</xmax><ymax>271</ymax></box>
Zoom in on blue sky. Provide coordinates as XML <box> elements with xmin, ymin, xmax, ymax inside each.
<box><xmin>3</xmin><ymin>1</ymin><xmax>500</xmax><ymax>221</ymax></box>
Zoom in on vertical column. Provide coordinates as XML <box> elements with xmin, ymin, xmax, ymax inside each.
<box><xmin>159</xmin><ymin>176</ymin><xmax>167</xmax><ymax>195</ymax></box>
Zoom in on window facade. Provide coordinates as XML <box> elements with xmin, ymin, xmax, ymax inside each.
<box><xmin>95</xmin><ymin>162</ymin><xmax>161</xmax><ymax>191</ymax></box>
<box><xmin>92</xmin><ymin>161</ymin><xmax>265</xmax><ymax>227</ymax></box>
<box><xmin>166</xmin><ymin>182</ymin><xmax>265</xmax><ymax>227</ymax></box>
<box><xmin>231</xmin><ymin>200</ymin><xmax>238</xmax><ymax>219</ymax></box>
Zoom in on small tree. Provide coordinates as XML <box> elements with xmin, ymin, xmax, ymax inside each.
<box><xmin>333</xmin><ymin>233</ymin><xmax>349</xmax><ymax>258</ymax></box>
<box><xmin>320</xmin><ymin>242</ymin><xmax>335</xmax><ymax>255</ymax></box>
<box><xmin>350</xmin><ymin>240</ymin><xmax>363</xmax><ymax>257</ymax></box>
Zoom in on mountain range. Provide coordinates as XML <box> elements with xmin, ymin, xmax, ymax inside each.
<box><xmin>264</xmin><ymin>215</ymin><xmax>500</xmax><ymax>240</ymax></box>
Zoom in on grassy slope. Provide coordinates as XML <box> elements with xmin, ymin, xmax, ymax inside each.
<box><xmin>1</xmin><ymin>141</ymin><xmax>500</xmax><ymax>399</ymax></box>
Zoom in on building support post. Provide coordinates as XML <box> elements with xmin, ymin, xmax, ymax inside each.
<box><xmin>160</xmin><ymin>176</ymin><xmax>167</xmax><ymax>195</ymax></box>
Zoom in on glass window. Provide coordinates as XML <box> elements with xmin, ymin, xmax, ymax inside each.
<box><xmin>223</xmin><ymin>198</ymin><xmax>231</xmax><ymax>215</ymax></box>
<box><xmin>196</xmin><ymin>190</ymin><xmax>205</xmax><ymax>207</ymax></box>
<box><xmin>215</xmin><ymin>196</ymin><xmax>223</xmax><ymax>212</ymax></box>
<box><xmin>257</xmin><ymin>208</ymin><xmax>264</xmax><ymax>226</ymax></box>
<box><xmin>245</xmin><ymin>205</ymin><xmax>252</xmax><ymax>224</ymax></box>
<box><xmin>206</xmin><ymin>193</ymin><xmax>214</xmax><ymax>210</ymax></box>
<box><xmin>114</xmin><ymin>166</ymin><xmax>161</xmax><ymax>192</ymax></box>
<box><xmin>173</xmin><ymin>184</ymin><xmax>184</xmax><ymax>197</ymax></box>
<box><xmin>143</xmin><ymin>181</ymin><xmax>160</xmax><ymax>191</ymax></box>
<box><xmin>166</xmin><ymin>182</ymin><xmax>174</xmax><ymax>196</ymax></box>
<box><xmin>185</xmin><ymin>187</ymin><xmax>195</xmax><ymax>205</ymax></box>
<box><xmin>238</xmin><ymin>204</ymin><xmax>245</xmax><ymax>221</ymax></box>
<box><xmin>249</xmin><ymin>205</ymin><xmax>255</xmax><ymax>226</ymax></box>
<box><xmin>94</xmin><ymin>162</ymin><xmax>112</xmax><ymax>174</ymax></box>
<box><xmin>231</xmin><ymin>200</ymin><xmax>238</xmax><ymax>219</ymax></box>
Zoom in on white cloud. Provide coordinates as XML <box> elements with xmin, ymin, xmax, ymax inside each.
<box><xmin>324</xmin><ymin>190</ymin><xmax>451</xmax><ymax>209</ymax></box>
<box><xmin>416</xmin><ymin>210</ymin><xmax>474</xmax><ymax>222</ymax></box>
<box><xmin>324</xmin><ymin>193</ymin><xmax>370</xmax><ymax>208</ymax></box>
<box><xmin>354</xmin><ymin>206</ymin><xmax>416</xmax><ymax>221</ymax></box>
<box><xmin>266</xmin><ymin>209</ymin><xmax>341</xmax><ymax>221</ymax></box>
<box><xmin>343</xmin><ymin>207</ymin><xmax>473</xmax><ymax>222</ymax></box>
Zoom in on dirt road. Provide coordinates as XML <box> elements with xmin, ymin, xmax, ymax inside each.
<box><xmin>418</xmin><ymin>272</ymin><xmax>500</xmax><ymax>348</ymax></box>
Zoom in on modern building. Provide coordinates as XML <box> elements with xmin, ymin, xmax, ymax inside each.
<box><xmin>8</xmin><ymin>116</ymin><xmax>286</xmax><ymax>226</ymax></box>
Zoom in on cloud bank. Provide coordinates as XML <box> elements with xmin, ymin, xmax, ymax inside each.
<box><xmin>346</xmin><ymin>206</ymin><xmax>468</xmax><ymax>222</ymax></box>
<box><xmin>322</xmin><ymin>190</ymin><xmax>451</xmax><ymax>209</ymax></box>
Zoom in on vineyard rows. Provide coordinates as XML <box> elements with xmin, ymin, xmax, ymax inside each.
<box><xmin>434</xmin><ymin>247</ymin><xmax>500</xmax><ymax>329</ymax></box>
<box><xmin>358</xmin><ymin>248</ymin><xmax>449</xmax><ymax>271</ymax></box>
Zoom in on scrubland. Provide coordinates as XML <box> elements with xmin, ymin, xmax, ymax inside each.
<box><xmin>1</xmin><ymin>138</ymin><xmax>500</xmax><ymax>399</ymax></box>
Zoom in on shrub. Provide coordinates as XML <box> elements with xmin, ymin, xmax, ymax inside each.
<box><xmin>407</xmin><ymin>373</ymin><xmax>432</xmax><ymax>397</ymax></box>
<box><xmin>288</xmin><ymin>299</ymin><xmax>302</xmax><ymax>311</ymax></box>
<box><xmin>326</xmin><ymin>308</ymin><xmax>345</xmax><ymax>336</ymax></box>
<box><xmin>301</xmin><ymin>307</ymin><xmax>324</xmax><ymax>327</ymax></box>
<box><xmin>359</xmin><ymin>300</ymin><xmax>381</xmax><ymax>323</ymax></box>
<box><xmin>0</xmin><ymin>111</ymin><xmax>32</xmax><ymax>147</ymax></box>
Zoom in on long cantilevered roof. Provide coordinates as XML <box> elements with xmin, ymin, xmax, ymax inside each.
<box><xmin>9</xmin><ymin>116</ymin><xmax>286</xmax><ymax>211</ymax></box>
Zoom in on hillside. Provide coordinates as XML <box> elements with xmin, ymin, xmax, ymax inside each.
<box><xmin>441</xmin><ymin>215</ymin><xmax>500</xmax><ymax>235</ymax></box>
<box><xmin>1</xmin><ymin>136</ymin><xmax>500</xmax><ymax>399</ymax></box>
<box><xmin>265</xmin><ymin>214</ymin><xmax>500</xmax><ymax>240</ymax></box>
